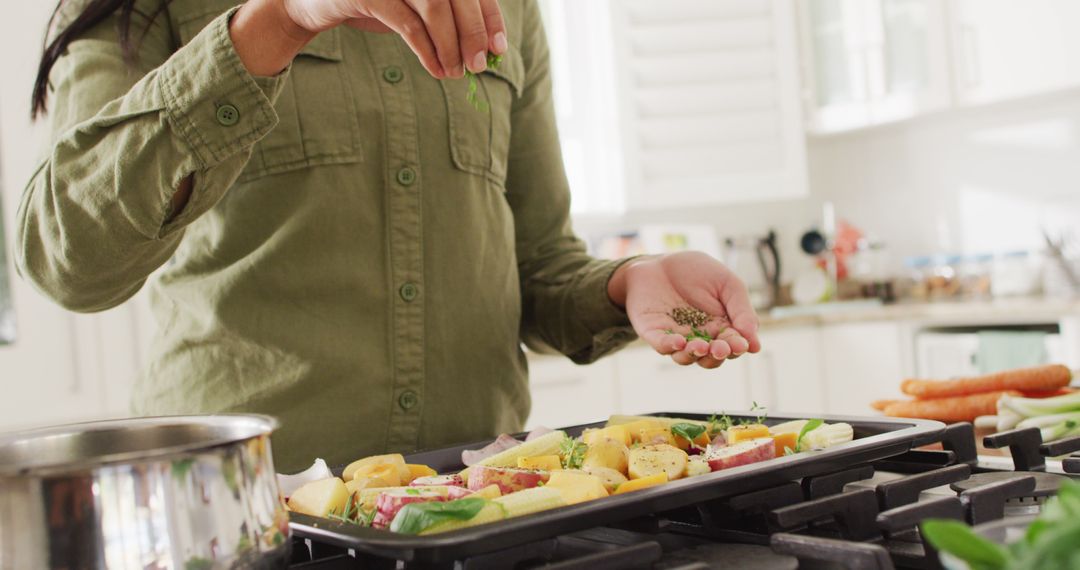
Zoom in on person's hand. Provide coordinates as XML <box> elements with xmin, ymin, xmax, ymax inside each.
<box><xmin>608</xmin><ymin>252</ymin><xmax>761</xmax><ymax>369</ymax></box>
<box><xmin>283</xmin><ymin>0</ymin><xmax>507</xmax><ymax>78</ymax></box>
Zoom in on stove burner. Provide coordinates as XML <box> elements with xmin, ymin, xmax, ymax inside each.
<box><xmin>950</xmin><ymin>471</ymin><xmax>1065</xmax><ymax>498</ymax></box>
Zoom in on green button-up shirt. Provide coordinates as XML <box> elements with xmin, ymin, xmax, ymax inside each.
<box><xmin>17</xmin><ymin>0</ymin><xmax>636</xmax><ymax>471</ymax></box>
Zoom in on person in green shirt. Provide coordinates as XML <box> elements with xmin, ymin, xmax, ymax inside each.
<box><xmin>20</xmin><ymin>0</ymin><xmax>761</xmax><ymax>471</ymax></box>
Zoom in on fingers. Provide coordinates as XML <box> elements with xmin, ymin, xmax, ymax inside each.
<box><xmin>368</xmin><ymin>1</ymin><xmax>444</xmax><ymax>77</ymax></box>
<box><xmin>716</xmin><ymin>328</ymin><xmax>749</xmax><ymax>357</ymax></box>
<box><xmin>478</xmin><ymin>0</ymin><xmax>507</xmax><ymax>54</ymax></box>
<box><xmin>451</xmin><ymin>0</ymin><xmax>489</xmax><ymax>72</ymax></box>
<box><xmin>717</xmin><ymin>276</ymin><xmax>762</xmax><ymax>353</ymax></box>
<box><xmin>696</xmin><ymin>354</ymin><xmax>725</xmax><ymax>370</ymax></box>
<box><xmin>641</xmin><ymin>329</ymin><xmax>687</xmax><ymax>356</ymax></box>
<box><xmin>407</xmin><ymin>0</ymin><xmax>463</xmax><ymax>77</ymax></box>
<box><xmin>670</xmin><ymin>338</ymin><xmax>709</xmax><ymax>366</ymax></box>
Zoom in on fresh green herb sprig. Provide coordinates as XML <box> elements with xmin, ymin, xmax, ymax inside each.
<box><xmin>559</xmin><ymin>436</ymin><xmax>588</xmax><ymax>469</ymax></box>
<box><xmin>326</xmin><ymin>494</ymin><xmax>373</xmax><ymax>526</ymax></box>
<box><xmin>390</xmin><ymin>497</ymin><xmax>489</xmax><ymax>535</ymax></box>
<box><xmin>783</xmin><ymin>419</ymin><xmax>824</xmax><ymax>456</ymax></box>
<box><xmin>463</xmin><ymin>53</ymin><xmax>503</xmax><ymax>111</ymax></box>
<box><xmin>670</xmin><ymin>422</ymin><xmax>708</xmax><ymax>450</ymax></box>
<box><xmin>737</xmin><ymin>401</ymin><xmax>768</xmax><ymax>426</ymax></box>
<box><xmin>707</xmin><ymin>413</ymin><xmax>733</xmax><ymax>437</ymax></box>
<box><xmin>922</xmin><ymin>479</ymin><xmax>1080</xmax><ymax>569</ymax></box>
<box><xmin>664</xmin><ymin>327</ymin><xmax>717</xmax><ymax>343</ymax></box>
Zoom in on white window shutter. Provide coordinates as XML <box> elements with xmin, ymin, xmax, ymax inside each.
<box><xmin>609</xmin><ymin>0</ymin><xmax>808</xmax><ymax>210</ymax></box>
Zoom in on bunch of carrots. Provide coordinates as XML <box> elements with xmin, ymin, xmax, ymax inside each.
<box><xmin>872</xmin><ymin>364</ymin><xmax>1074</xmax><ymax>424</ymax></box>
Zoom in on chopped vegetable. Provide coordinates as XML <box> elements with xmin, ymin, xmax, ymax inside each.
<box><xmin>800</xmin><ymin>422</ymin><xmax>852</xmax><ymax>450</ymax></box>
<box><xmin>613</xmin><ymin>472</ymin><xmax>668</xmax><ymax>495</ymax></box>
<box><xmin>901</xmin><ymin>364</ymin><xmax>1072</xmax><ymax>399</ymax></box>
<box><xmin>883</xmin><ymin>391</ymin><xmax>1019</xmax><ymax>422</ymax></box>
<box><xmin>390</xmin><ymin>497</ymin><xmax>491</xmax><ymax>535</ymax></box>
<box><xmin>493</xmin><ymin>486</ymin><xmax>566</xmax><ymax>516</ymax></box>
<box><xmin>459</xmin><ymin>430</ymin><xmax>567</xmax><ymax>480</ymax></box>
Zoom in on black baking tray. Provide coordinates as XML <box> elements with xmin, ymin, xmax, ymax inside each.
<box><xmin>289</xmin><ymin>411</ymin><xmax>944</xmax><ymax>563</ymax></box>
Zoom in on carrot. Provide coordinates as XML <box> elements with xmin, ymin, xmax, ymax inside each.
<box><xmin>882</xmin><ymin>390</ymin><xmax>1020</xmax><ymax>422</ymax></box>
<box><xmin>900</xmin><ymin>364</ymin><xmax>1072</xmax><ymax>399</ymax></box>
<box><xmin>1020</xmin><ymin>388</ymin><xmax>1076</xmax><ymax>399</ymax></box>
<box><xmin>871</xmin><ymin>399</ymin><xmax>904</xmax><ymax>412</ymax></box>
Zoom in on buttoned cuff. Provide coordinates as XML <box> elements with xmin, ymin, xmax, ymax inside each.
<box><xmin>567</xmin><ymin>257</ymin><xmax>639</xmax><ymax>364</ymax></box>
<box><xmin>158</xmin><ymin>6</ymin><xmax>288</xmax><ymax>170</ymax></box>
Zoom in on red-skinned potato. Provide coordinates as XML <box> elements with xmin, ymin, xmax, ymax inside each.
<box><xmin>466</xmin><ymin>465</ymin><xmax>550</xmax><ymax>494</ymax></box>
<box><xmin>705</xmin><ymin>438</ymin><xmax>775</xmax><ymax>471</ymax></box>
<box><xmin>371</xmin><ymin>488</ymin><xmax>445</xmax><ymax>529</ymax></box>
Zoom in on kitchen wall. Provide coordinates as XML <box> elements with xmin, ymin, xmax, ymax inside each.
<box><xmin>809</xmin><ymin>88</ymin><xmax>1080</xmax><ymax>263</ymax></box>
<box><xmin>578</xmin><ymin>86</ymin><xmax>1080</xmax><ymax>294</ymax></box>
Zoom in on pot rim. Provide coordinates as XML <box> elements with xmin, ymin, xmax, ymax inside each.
<box><xmin>0</xmin><ymin>414</ymin><xmax>279</xmax><ymax>476</ymax></box>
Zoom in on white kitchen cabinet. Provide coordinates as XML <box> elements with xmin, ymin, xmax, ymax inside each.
<box><xmin>798</xmin><ymin>0</ymin><xmax>951</xmax><ymax>134</ymax></box>
<box><xmin>608</xmin><ymin>0</ymin><xmax>808</xmax><ymax>209</ymax></box>
<box><xmin>820</xmin><ymin>321</ymin><xmax>906</xmax><ymax>415</ymax></box>
<box><xmin>525</xmin><ymin>353</ymin><xmax>620</xmax><ymax>430</ymax></box>
<box><xmin>950</xmin><ymin>0</ymin><xmax>1080</xmax><ymax>106</ymax></box>
<box><xmin>614</xmin><ymin>345</ymin><xmax>752</xmax><ymax>416</ymax></box>
<box><xmin>747</xmin><ymin>325</ymin><xmax>826</xmax><ymax>414</ymax></box>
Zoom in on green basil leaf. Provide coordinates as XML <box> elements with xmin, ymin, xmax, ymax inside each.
<box><xmin>921</xmin><ymin>519</ymin><xmax>1010</xmax><ymax>569</ymax></box>
<box><xmin>796</xmin><ymin>419</ymin><xmax>824</xmax><ymax>452</ymax></box>
<box><xmin>390</xmin><ymin>498</ymin><xmax>489</xmax><ymax>535</ymax></box>
<box><xmin>671</xmin><ymin>423</ymin><xmax>706</xmax><ymax>444</ymax></box>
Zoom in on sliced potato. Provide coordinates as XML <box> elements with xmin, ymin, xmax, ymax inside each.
<box><xmin>287</xmin><ymin>477</ymin><xmax>349</xmax><ymax>517</ymax></box>
<box><xmin>342</xmin><ymin>453</ymin><xmax>408</xmax><ymax>482</ymax></box>
<box><xmin>628</xmin><ymin>444</ymin><xmax>688</xmax><ymax>481</ymax></box>
<box><xmin>582</xmin><ymin>439</ymin><xmax>630</xmax><ymax>474</ymax></box>
<box><xmin>582</xmin><ymin>466</ymin><xmax>629</xmax><ymax>492</ymax></box>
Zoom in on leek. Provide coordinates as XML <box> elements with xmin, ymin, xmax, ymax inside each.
<box><xmin>1000</xmin><ymin>391</ymin><xmax>1080</xmax><ymax>418</ymax></box>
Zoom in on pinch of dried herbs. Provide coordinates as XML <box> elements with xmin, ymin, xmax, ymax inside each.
<box><xmin>670</xmin><ymin>306</ymin><xmax>709</xmax><ymax>328</ymax></box>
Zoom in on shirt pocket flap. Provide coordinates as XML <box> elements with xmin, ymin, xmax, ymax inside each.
<box><xmin>485</xmin><ymin>45</ymin><xmax>525</xmax><ymax>98</ymax></box>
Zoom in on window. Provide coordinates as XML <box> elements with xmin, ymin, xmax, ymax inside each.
<box><xmin>538</xmin><ymin>0</ymin><xmax>625</xmax><ymax>214</ymax></box>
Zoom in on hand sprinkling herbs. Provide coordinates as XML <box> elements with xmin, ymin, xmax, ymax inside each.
<box><xmin>463</xmin><ymin>53</ymin><xmax>503</xmax><ymax>112</ymax></box>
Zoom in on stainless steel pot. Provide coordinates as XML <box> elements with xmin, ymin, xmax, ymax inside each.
<box><xmin>0</xmin><ymin>415</ymin><xmax>290</xmax><ymax>569</ymax></box>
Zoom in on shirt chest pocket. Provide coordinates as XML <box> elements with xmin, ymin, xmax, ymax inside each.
<box><xmin>177</xmin><ymin>11</ymin><xmax>362</xmax><ymax>183</ymax></box>
<box><xmin>440</xmin><ymin>46</ymin><xmax>525</xmax><ymax>188</ymax></box>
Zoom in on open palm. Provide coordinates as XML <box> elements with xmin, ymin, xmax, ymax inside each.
<box><xmin>620</xmin><ymin>252</ymin><xmax>761</xmax><ymax>369</ymax></box>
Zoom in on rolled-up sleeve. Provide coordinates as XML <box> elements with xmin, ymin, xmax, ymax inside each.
<box><xmin>17</xmin><ymin>4</ymin><xmax>287</xmax><ymax>312</ymax></box>
<box><xmin>506</xmin><ymin>1</ymin><xmax>637</xmax><ymax>364</ymax></box>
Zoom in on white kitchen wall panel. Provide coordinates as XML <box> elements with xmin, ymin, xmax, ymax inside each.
<box><xmin>609</xmin><ymin>0</ymin><xmax>808</xmax><ymax>209</ymax></box>
<box><xmin>614</xmin><ymin>345</ymin><xmax>752</xmax><ymax>416</ymax></box>
<box><xmin>525</xmin><ymin>353</ymin><xmax>620</xmax><ymax>430</ymax></box>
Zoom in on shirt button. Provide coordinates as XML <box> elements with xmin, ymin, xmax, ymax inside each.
<box><xmin>399</xmin><ymin>282</ymin><xmax>419</xmax><ymax>302</ymax></box>
<box><xmin>398</xmin><ymin>390</ymin><xmax>419</xmax><ymax>410</ymax></box>
<box><xmin>383</xmin><ymin>66</ymin><xmax>404</xmax><ymax>84</ymax></box>
<box><xmin>396</xmin><ymin>167</ymin><xmax>416</xmax><ymax>186</ymax></box>
<box><xmin>215</xmin><ymin>104</ymin><xmax>239</xmax><ymax>126</ymax></box>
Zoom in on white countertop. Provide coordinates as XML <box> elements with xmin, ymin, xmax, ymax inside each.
<box><xmin>761</xmin><ymin>297</ymin><xmax>1080</xmax><ymax>328</ymax></box>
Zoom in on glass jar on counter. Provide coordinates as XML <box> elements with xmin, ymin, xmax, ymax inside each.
<box><xmin>901</xmin><ymin>256</ymin><xmax>932</xmax><ymax>301</ymax></box>
<box><xmin>958</xmin><ymin>254</ymin><xmax>993</xmax><ymax>300</ymax></box>
<box><xmin>926</xmin><ymin>254</ymin><xmax>963</xmax><ymax>301</ymax></box>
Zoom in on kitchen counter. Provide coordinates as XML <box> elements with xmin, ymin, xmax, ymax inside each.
<box><xmin>761</xmin><ymin>296</ymin><xmax>1080</xmax><ymax>328</ymax></box>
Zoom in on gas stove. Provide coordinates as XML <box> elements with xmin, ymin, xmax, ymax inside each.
<box><xmin>286</xmin><ymin>424</ymin><xmax>1080</xmax><ymax>570</ymax></box>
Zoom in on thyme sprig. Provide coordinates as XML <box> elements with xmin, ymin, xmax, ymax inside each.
<box><xmin>463</xmin><ymin>53</ymin><xmax>503</xmax><ymax>111</ymax></box>
<box><xmin>559</xmin><ymin>436</ymin><xmax>588</xmax><ymax>469</ymax></box>
<box><xmin>326</xmin><ymin>493</ymin><xmax>372</xmax><ymax>526</ymax></box>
